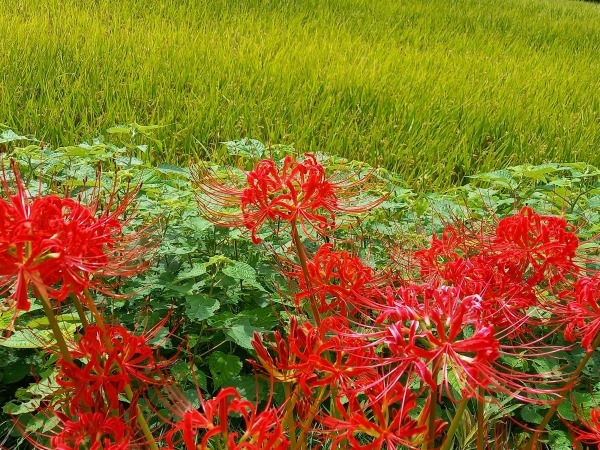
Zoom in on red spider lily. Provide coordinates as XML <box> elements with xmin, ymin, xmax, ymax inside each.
<box><xmin>411</xmin><ymin>209</ymin><xmax>580</xmax><ymax>331</ymax></box>
<box><xmin>563</xmin><ymin>408</ymin><xmax>600</xmax><ymax>447</ymax></box>
<box><xmin>56</xmin><ymin>324</ymin><xmax>168</xmax><ymax>413</ymax></box>
<box><xmin>356</xmin><ymin>285</ymin><xmax>501</xmax><ymax>399</ymax></box>
<box><xmin>318</xmin><ymin>383</ymin><xmax>428</xmax><ymax>449</ymax></box>
<box><xmin>563</xmin><ymin>274</ymin><xmax>600</xmax><ymax>351</ymax></box>
<box><xmin>164</xmin><ymin>386</ymin><xmax>288</xmax><ymax>450</ymax></box>
<box><xmin>346</xmin><ymin>283</ymin><xmax>569</xmax><ymax>403</ymax></box>
<box><xmin>251</xmin><ymin>317</ymin><xmax>364</xmax><ymax>398</ymax></box>
<box><xmin>287</xmin><ymin>243</ymin><xmax>383</xmax><ymax>316</ymax></box>
<box><xmin>491</xmin><ymin>206</ymin><xmax>579</xmax><ymax>286</ymax></box>
<box><xmin>0</xmin><ymin>164</ymin><xmax>156</xmax><ymax>313</ymax></box>
<box><xmin>50</xmin><ymin>412</ymin><xmax>133</xmax><ymax>450</ymax></box>
<box><xmin>193</xmin><ymin>154</ymin><xmax>385</xmax><ymax>243</ymax></box>
<box><xmin>21</xmin><ymin>407</ymin><xmax>137</xmax><ymax>450</ymax></box>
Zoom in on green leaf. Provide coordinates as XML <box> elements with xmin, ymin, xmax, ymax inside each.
<box><xmin>176</xmin><ymin>264</ymin><xmax>207</xmax><ymax>282</ymax></box>
<box><xmin>222</xmin><ymin>138</ymin><xmax>265</xmax><ymax>158</ymax></box>
<box><xmin>0</xmin><ymin>129</ymin><xmax>28</xmax><ymax>143</ymax></box>
<box><xmin>106</xmin><ymin>125</ymin><xmax>132</xmax><ymax>134</ymax></box>
<box><xmin>1</xmin><ymin>360</ymin><xmax>29</xmax><ymax>384</ymax></box>
<box><xmin>3</xmin><ymin>398</ymin><xmax>41</xmax><ymax>415</ymax></box>
<box><xmin>520</xmin><ymin>405</ymin><xmax>546</xmax><ymax>424</ymax></box>
<box><xmin>185</xmin><ymin>296</ymin><xmax>220</xmax><ymax>321</ymax></box>
<box><xmin>0</xmin><ymin>329</ymin><xmax>54</xmax><ymax>348</ymax></box>
<box><xmin>225</xmin><ymin>319</ymin><xmax>263</xmax><ymax>350</ymax></box>
<box><xmin>222</xmin><ymin>260</ymin><xmax>266</xmax><ymax>291</ymax></box>
<box><xmin>208</xmin><ymin>351</ymin><xmax>242</xmax><ymax>390</ymax></box>
<box><xmin>557</xmin><ymin>399</ymin><xmax>575</xmax><ymax>421</ymax></box>
<box><xmin>156</xmin><ymin>164</ymin><xmax>190</xmax><ymax>178</ymax></box>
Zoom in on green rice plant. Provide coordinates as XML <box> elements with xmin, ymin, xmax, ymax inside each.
<box><xmin>1</xmin><ymin>0</ymin><xmax>599</xmax><ymax>189</ymax></box>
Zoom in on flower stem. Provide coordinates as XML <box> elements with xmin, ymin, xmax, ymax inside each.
<box><xmin>283</xmin><ymin>383</ymin><xmax>298</xmax><ymax>448</ymax></box>
<box><xmin>423</xmin><ymin>367</ymin><xmax>439</xmax><ymax>450</ymax></box>
<box><xmin>290</xmin><ymin>220</ymin><xmax>321</xmax><ymax>328</ymax></box>
<box><xmin>439</xmin><ymin>398</ymin><xmax>469</xmax><ymax>450</ymax></box>
<box><xmin>477</xmin><ymin>387</ymin><xmax>485</xmax><ymax>450</ymax></box>
<box><xmin>291</xmin><ymin>385</ymin><xmax>328</xmax><ymax>450</ymax></box>
<box><xmin>69</xmin><ymin>293</ymin><xmax>90</xmax><ymax>328</ymax></box>
<box><xmin>36</xmin><ymin>287</ymin><xmax>73</xmax><ymax>364</ymax></box>
<box><xmin>527</xmin><ymin>331</ymin><xmax>600</xmax><ymax>450</ymax></box>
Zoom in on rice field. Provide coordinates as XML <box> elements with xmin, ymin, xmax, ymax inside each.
<box><xmin>1</xmin><ymin>0</ymin><xmax>599</xmax><ymax>188</ymax></box>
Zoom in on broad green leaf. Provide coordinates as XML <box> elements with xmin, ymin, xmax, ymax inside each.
<box><xmin>223</xmin><ymin>260</ymin><xmax>266</xmax><ymax>291</ymax></box>
<box><xmin>3</xmin><ymin>398</ymin><xmax>41</xmax><ymax>415</ymax></box>
<box><xmin>176</xmin><ymin>264</ymin><xmax>207</xmax><ymax>282</ymax></box>
<box><xmin>185</xmin><ymin>296</ymin><xmax>220</xmax><ymax>321</ymax></box>
<box><xmin>208</xmin><ymin>351</ymin><xmax>242</xmax><ymax>389</ymax></box>
<box><xmin>0</xmin><ymin>129</ymin><xmax>28</xmax><ymax>143</ymax></box>
<box><xmin>156</xmin><ymin>164</ymin><xmax>190</xmax><ymax>178</ymax></box>
<box><xmin>520</xmin><ymin>405</ymin><xmax>546</xmax><ymax>424</ymax></box>
<box><xmin>222</xmin><ymin>138</ymin><xmax>265</xmax><ymax>158</ymax></box>
<box><xmin>0</xmin><ymin>329</ymin><xmax>54</xmax><ymax>348</ymax></box>
<box><xmin>225</xmin><ymin>319</ymin><xmax>264</xmax><ymax>350</ymax></box>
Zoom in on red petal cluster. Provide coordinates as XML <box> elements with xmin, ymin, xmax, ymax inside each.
<box><xmin>50</xmin><ymin>412</ymin><xmax>133</xmax><ymax>450</ymax></box>
<box><xmin>194</xmin><ymin>154</ymin><xmax>385</xmax><ymax>243</ymax></box>
<box><xmin>165</xmin><ymin>387</ymin><xmax>288</xmax><ymax>449</ymax></box>
<box><xmin>0</xmin><ymin>165</ymin><xmax>154</xmax><ymax>313</ymax></box>
<box><xmin>56</xmin><ymin>324</ymin><xmax>166</xmax><ymax>413</ymax></box>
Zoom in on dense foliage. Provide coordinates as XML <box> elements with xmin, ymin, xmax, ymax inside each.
<box><xmin>0</xmin><ymin>128</ymin><xmax>599</xmax><ymax>449</ymax></box>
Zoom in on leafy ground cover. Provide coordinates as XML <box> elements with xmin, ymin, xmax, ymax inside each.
<box><xmin>1</xmin><ymin>0</ymin><xmax>599</xmax><ymax>188</ymax></box>
<box><xmin>0</xmin><ymin>128</ymin><xmax>599</xmax><ymax>448</ymax></box>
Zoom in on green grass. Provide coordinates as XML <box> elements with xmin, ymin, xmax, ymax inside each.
<box><xmin>1</xmin><ymin>0</ymin><xmax>599</xmax><ymax>188</ymax></box>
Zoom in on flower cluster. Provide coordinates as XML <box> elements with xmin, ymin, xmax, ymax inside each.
<box><xmin>194</xmin><ymin>154</ymin><xmax>385</xmax><ymax>243</ymax></box>
<box><xmin>0</xmin><ymin>164</ymin><xmax>154</xmax><ymax>315</ymax></box>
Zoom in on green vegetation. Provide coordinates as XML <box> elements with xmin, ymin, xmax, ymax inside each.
<box><xmin>1</xmin><ymin>0</ymin><xmax>599</xmax><ymax>188</ymax></box>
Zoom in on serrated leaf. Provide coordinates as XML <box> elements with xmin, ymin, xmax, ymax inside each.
<box><xmin>156</xmin><ymin>164</ymin><xmax>190</xmax><ymax>178</ymax></box>
<box><xmin>521</xmin><ymin>405</ymin><xmax>546</xmax><ymax>424</ymax></box>
<box><xmin>0</xmin><ymin>129</ymin><xmax>28</xmax><ymax>143</ymax></box>
<box><xmin>208</xmin><ymin>351</ymin><xmax>242</xmax><ymax>390</ymax></box>
<box><xmin>185</xmin><ymin>296</ymin><xmax>220</xmax><ymax>321</ymax></box>
<box><xmin>0</xmin><ymin>329</ymin><xmax>54</xmax><ymax>348</ymax></box>
<box><xmin>225</xmin><ymin>319</ymin><xmax>264</xmax><ymax>350</ymax></box>
<box><xmin>176</xmin><ymin>264</ymin><xmax>207</xmax><ymax>282</ymax></box>
<box><xmin>223</xmin><ymin>261</ymin><xmax>265</xmax><ymax>291</ymax></box>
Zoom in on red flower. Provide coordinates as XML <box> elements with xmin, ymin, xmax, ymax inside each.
<box><xmin>50</xmin><ymin>412</ymin><xmax>133</xmax><ymax>450</ymax></box>
<box><xmin>194</xmin><ymin>154</ymin><xmax>385</xmax><ymax>243</ymax></box>
<box><xmin>319</xmin><ymin>385</ymin><xmax>427</xmax><ymax>449</ymax></box>
<box><xmin>56</xmin><ymin>324</ymin><xmax>167</xmax><ymax>413</ymax></box>
<box><xmin>0</xmin><ymin>164</ymin><xmax>156</xmax><ymax>313</ymax></box>
<box><xmin>287</xmin><ymin>243</ymin><xmax>382</xmax><ymax>316</ymax></box>
<box><xmin>164</xmin><ymin>387</ymin><xmax>288</xmax><ymax>450</ymax></box>
<box><xmin>563</xmin><ymin>274</ymin><xmax>600</xmax><ymax>351</ymax></box>
<box><xmin>563</xmin><ymin>408</ymin><xmax>600</xmax><ymax>447</ymax></box>
<box><xmin>492</xmin><ymin>206</ymin><xmax>579</xmax><ymax>286</ymax></box>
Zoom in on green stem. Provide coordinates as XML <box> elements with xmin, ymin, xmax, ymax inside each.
<box><xmin>439</xmin><ymin>398</ymin><xmax>469</xmax><ymax>450</ymax></box>
<box><xmin>291</xmin><ymin>385</ymin><xmax>328</xmax><ymax>450</ymax></box>
<box><xmin>69</xmin><ymin>293</ymin><xmax>90</xmax><ymax>328</ymax></box>
<box><xmin>290</xmin><ymin>220</ymin><xmax>321</xmax><ymax>328</ymax></box>
<box><xmin>424</xmin><ymin>367</ymin><xmax>439</xmax><ymax>450</ymax></box>
<box><xmin>283</xmin><ymin>383</ymin><xmax>298</xmax><ymax>448</ymax></box>
<box><xmin>477</xmin><ymin>387</ymin><xmax>485</xmax><ymax>450</ymax></box>
<box><xmin>527</xmin><ymin>331</ymin><xmax>600</xmax><ymax>450</ymax></box>
<box><xmin>37</xmin><ymin>287</ymin><xmax>73</xmax><ymax>364</ymax></box>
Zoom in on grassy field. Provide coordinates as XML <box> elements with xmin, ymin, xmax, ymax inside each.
<box><xmin>1</xmin><ymin>0</ymin><xmax>599</xmax><ymax>188</ymax></box>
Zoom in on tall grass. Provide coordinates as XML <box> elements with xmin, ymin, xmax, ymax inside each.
<box><xmin>1</xmin><ymin>0</ymin><xmax>599</xmax><ymax>188</ymax></box>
